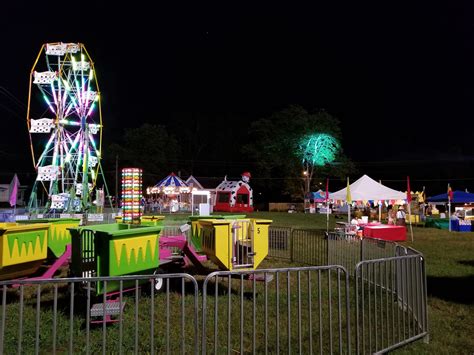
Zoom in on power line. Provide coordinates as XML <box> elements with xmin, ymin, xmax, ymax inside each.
<box><xmin>0</xmin><ymin>103</ymin><xmax>24</xmax><ymax>121</ymax></box>
<box><xmin>0</xmin><ymin>86</ymin><xmax>27</xmax><ymax>110</ymax></box>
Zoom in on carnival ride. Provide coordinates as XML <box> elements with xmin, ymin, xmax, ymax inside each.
<box><xmin>70</xmin><ymin>215</ymin><xmax>272</xmax><ymax>292</ymax></box>
<box><xmin>0</xmin><ymin>214</ymin><xmax>271</xmax><ymax>320</ymax></box>
<box><xmin>26</xmin><ymin>42</ymin><xmax>109</xmax><ymax>213</ymax></box>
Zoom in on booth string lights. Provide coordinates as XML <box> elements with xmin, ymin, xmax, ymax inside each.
<box><xmin>121</xmin><ymin>168</ymin><xmax>142</xmax><ymax>224</ymax></box>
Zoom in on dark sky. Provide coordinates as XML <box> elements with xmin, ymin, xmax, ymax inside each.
<box><xmin>2</xmin><ymin>1</ymin><xmax>474</xmax><ymax>192</ymax></box>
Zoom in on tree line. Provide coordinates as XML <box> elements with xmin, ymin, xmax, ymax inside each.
<box><xmin>103</xmin><ymin>105</ymin><xmax>355</xmax><ymax>202</ymax></box>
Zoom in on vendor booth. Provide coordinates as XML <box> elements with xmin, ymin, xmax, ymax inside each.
<box><xmin>304</xmin><ymin>189</ymin><xmax>330</xmax><ymax>213</ymax></box>
<box><xmin>427</xmin><ymin>190</ymin><xmax>474</xmax><ymax>204</ymax></box>
<box><xmin>186</xmin><ymin>175</ymin><xmax>213</xmax><ymax>215</ymax></box>
<box><xmin>329</xmin><ymin>175</ymin><xmax>408</xmax><ymax>240</ymax></box>
<box><xmin>427</xmin><ymin>190</ymin><xmax>474</xmax><ymax>231</ymax></box>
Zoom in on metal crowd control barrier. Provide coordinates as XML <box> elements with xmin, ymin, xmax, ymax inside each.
<box><xmin>0</xmin><ymin>274</ymin><xmax>199</xmax><ymax>354</ymax></box>
<box><xmin>267</xmin><ymin>227</ymin><xmax>429</xmax><ymax>353</ymax></box>
<box><xmin>21</xmin><ymin>213</ymin><xmax>119</xmax><ymax>225</ymax></box>
<box><xmin>327</xmin><ymin>232</ymin><xmax>399</xmax><ymax>274</ymax></box>
<box><xmin>202</xmin><ymin>266</ymin><xmax>351</xmax><ymax>354</ymax></box>
<box><xmin>0</xmin><ymin>227</ymin><xmax>428</xmax><ymax>354</ymax></box>
<box><xmin>355</xmin><ymin>252</ymin><xmax>428</xmax><ymax>354</ymax></box>
<box><xmin>161</xmin><ymin>220</ymin><xmax>190</xmax><ymax>237</ymax></box>
<box><xmin>268</xmin><ymin>227</ymin><xmax>327</xmax><ymax>265</ymax></box>
<box><xmin>268</xmin><ymin>226</ymin><xmax>292</xmax><ymax>260</ymax></box>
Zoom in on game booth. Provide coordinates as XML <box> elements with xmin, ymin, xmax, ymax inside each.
<box><xmin>304</xmin><ymin>189</ymin><xmax>331</xmax><ymax>213</ymax></box>
<box><xmin>330</xmin><ymin>175</ymin><xmax>408</xmax><ymax>241</ymax></box>
<box><xmin>426</xmin><ymin>190</ymin><xmax>474</xmax><ymax>232</ymax></box>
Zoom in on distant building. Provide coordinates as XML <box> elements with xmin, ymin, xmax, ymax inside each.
<box><xmin>186</xmin><ymin>175</ymin><xmax>215</xmax><ymax>209</ymax></box>
<box><xmin>0</xmin><ymin>184</ymin><xmax>27</xmax><ymax>206</ymax></box>
<box><xmin>185</xmin><ymin>175</ymin><xmax>204</xmax><ymax>190</ymax></box>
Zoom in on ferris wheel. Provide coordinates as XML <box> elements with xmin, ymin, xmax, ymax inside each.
<box><xmin>27</xmin><ymin>42</ymin><xmax>104</xmax><ymax>212</ymax></box>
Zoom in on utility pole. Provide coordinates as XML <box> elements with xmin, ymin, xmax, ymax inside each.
<box><xmin>115</xmin><ymin>155</ymin><xmax>119</xmax><ymax>207</ymax></box>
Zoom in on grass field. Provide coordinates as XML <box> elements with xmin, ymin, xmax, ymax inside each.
<box><xmin>253</xmin><ymin>212</ymin><xmax>474</xmax><ymax>354</ymax></box>
<box><xmin>1</xmin><ymin>212</ymin><xmax>473</xmax><ymax>353</ymax></box>
<box><xmin>155</xmin><ymin>211</ymin><xmax>474</xmax><ymax>353</ymax></box>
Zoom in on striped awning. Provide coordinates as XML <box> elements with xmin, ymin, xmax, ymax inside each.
<box><xmin>154</xmin><ymin>173</ymin><xmax>188</xmax><ymax>188</ymax></box>
<box><xmin>147</xmin><ymin>172</ymin><xmax>189</xmax><ymax>194</ymax></box>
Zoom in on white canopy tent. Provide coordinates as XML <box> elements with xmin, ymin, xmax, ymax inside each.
<box><xmin>329</xmin><ymin>175</ymin><xmax>406</xmax><ymax>202</ymax></box>
<box><xmin>330</xmin><ymin>174</ymin><xmax>412</xmax><ymax>241</ymax></box>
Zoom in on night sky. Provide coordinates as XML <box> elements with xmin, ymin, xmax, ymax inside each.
<box><xmin>1</xmin><ymin>2</ymin><xmax>474</xmax><ymax>193</ymax></box>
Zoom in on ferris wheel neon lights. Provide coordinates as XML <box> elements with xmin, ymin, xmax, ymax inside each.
<box><xmin>27</xmin><ymin>42</ymin><xmax>104</xmax><ymax>212</ymax></box>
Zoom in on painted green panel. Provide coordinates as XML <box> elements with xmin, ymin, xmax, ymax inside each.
<box><xmin>108</xmin><ymin>237</ymin><xmax>159</xmax><ymax>276</ymax></box>
<box><xmin>7</xmin><ymin>230</ymin><xmax>46</xmax><ymax>257</ymax></box>
<box><xmin>191</xmin><ymin>224</ymin><xmax>203</xmax><ymax>251</ymax></box>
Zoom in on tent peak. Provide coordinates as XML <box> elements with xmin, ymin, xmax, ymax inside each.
<box><xmin>330</xmin><ymin>174</ymin><xmax>406</xmax><ymax>202</ymax></box>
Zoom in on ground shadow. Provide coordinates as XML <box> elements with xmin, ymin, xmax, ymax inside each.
<box><xmin>427</xmin><ymin>275</ymin><xmax>474</xmax><ymax>304</ymax></box>
<box><xmin>458</xmin><ymin>260</ymin><xmax>474</xmax><ymax>267</ymax></box>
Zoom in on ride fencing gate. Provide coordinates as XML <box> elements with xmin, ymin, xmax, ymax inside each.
<box><xmin>0</xmin><ymin>228</ymin><xmax>428</xmax><ymax>354</ymax></box>
<box><xmin>267</xmin><ymin>228</ymin><xmax>428</xmax><ymax>354</ymax></box>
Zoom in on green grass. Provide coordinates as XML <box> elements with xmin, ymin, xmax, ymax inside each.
<box><xmin>214</xmin><ymin>211</ymin><xmax>474</xmax><ymax>353</ymax></box>
<box><xmin>395</xmin><ymin>227</ymin><xmax>474</xmax><ymax>354</ymax></box>
<box><xmin>126</xmin><ymin>211</ymin><xmax>474</xmax><ymax>353</ymax></box>
<box><xmin>257</xmin><ymin>212</ymin><xmax>474</xmax><ymax>354</ymax></box>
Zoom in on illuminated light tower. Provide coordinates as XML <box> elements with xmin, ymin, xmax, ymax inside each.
<box><xmin>26</xmin><ymin>42</ymin><xmax>107</xmax><ymax>212</ymax></box>
<box><xmin>121</xmin><ymin>168</ymin><xmax>143</xmax><ymax>224</ymax></box>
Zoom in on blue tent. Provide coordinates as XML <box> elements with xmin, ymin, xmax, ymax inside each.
<box><xmin>305</xmin><ymin>189</ymin><xmax>328</xmax><ymax>201</ymax></box>
<box><xmin>427</xmin><ymin>190</ymin><xmax>474</xmax><ymax>203</ymax></box>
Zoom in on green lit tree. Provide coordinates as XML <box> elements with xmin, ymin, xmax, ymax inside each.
<box><xmin>243</xmin><ymin>105</ymin><xmax>355</xmax><ymax>201</ymax></box>
<box><xmin>299</xmin><ymin>133</ymin><xmax>340</xmax><ymax>200</ymax></box>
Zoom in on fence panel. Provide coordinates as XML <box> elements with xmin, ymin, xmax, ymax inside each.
<box><xmin>0</xmin><ymin>274</ymin><xmax>199</xmax><ymax>355</ymax></box>
<box><xmin>327</xmin><ymin>233</ymin><xmax>402</xmax><ymax>275</ymax></box>
<box><xmin>361</xmin><ymin>238</ymin><xmax>398</xmax><ymax>261</ymax></box>
<box><xmin>291</xmin><ymin>229</ymin><xmax>328</xmax><ymax>265</ymax></box>
<box><xmin>161</xmin><ymin>220</ymin><xmax>190</xmax><ymax>237</ymax></box>
<box><xmin>355</xmin><ymin>254</ymin><xmax>428</xmax><ymax>354</ymax></box>
<box><xmin>328</xmin><ymin>232</ymin><xmax>362</xmax><ymax>274</ymax></box>
<box><xmin>268</xmin><ymin>227</ymin><xmax>292</xmax><ymax>260</ymax></box>
<box><xmin>202</xmin><ymin>266</ymin><xmax>351</xmax><ymax>354</ymax></box>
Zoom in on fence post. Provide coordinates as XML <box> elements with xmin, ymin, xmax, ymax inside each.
<box><xmin>360</xmin><ymin>238</ymin><xmax>364</xmax><ymax>262</ymax></box>
<box><xmin>290</xmin><ymin>228</ymin><xmax>294</xmax><ymax>262</ymax></box>
<box><xmin>421</xmin><ymin>256</ymin><xmax>430</xmax><ymax>344</ymax></box>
